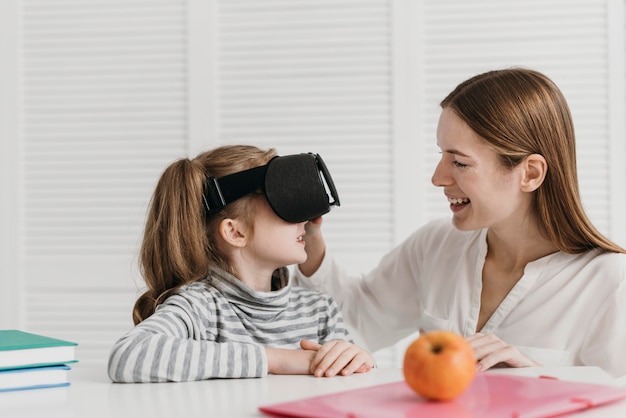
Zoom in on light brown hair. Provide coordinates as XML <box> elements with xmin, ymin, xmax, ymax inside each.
<box><xmin>441</xmin><ymin>68</ymin><xmax>625</xmax><ymax>254</ymax></box>
<box><xmin>132</xmin><ymin>145</ymin><xmax>277</xmax><ymax>324</ymax></box>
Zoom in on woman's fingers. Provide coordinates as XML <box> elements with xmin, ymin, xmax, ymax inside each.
<box><xmin>466</xmin><ymin>333</ymin><xmax>541</xmax><ymax>371</ymax></box>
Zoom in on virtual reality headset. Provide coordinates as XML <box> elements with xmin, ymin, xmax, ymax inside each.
<box><xmin>202</xmin><ymin>153</ymin><xmax>340</xmax><ymax>223</ymax></box>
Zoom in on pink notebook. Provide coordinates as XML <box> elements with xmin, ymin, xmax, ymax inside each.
<box><xmin>259</xmin><ymin>373</ymin><xmax>626</xmax><ymax>418</ymax></box>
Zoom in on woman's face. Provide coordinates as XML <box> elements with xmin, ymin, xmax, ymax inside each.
<box><xmin>431</xmin><ymin>108</ymin><xmax>529</xmax><ymax>232</ymax></box>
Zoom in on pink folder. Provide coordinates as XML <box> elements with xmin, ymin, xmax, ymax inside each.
<box><xmin>259</xmin><ymin>373</ymin><xmax>626</xmax><ymax>418</ymax></box>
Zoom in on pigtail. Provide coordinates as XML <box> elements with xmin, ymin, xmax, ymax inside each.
<box><xmin>133</xmin><ymin>158</ymin><xmax>210</xmax><ymax>324</ymax></box>
<box><xmin>132</xmin><ymin>145</ymin><xmax>279</xmax><ymax>324</ymax></box>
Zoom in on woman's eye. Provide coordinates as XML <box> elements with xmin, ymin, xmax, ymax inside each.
<box><xmin>453</xmin><ymin>160</ymin><xmax>468</xmax><ymax>168</ymax></box>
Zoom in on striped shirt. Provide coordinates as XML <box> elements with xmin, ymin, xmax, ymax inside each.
<box><xmin>107</xmin><ymin>267</ymin><xmax>352</xmax><ymax>382</ymax></box>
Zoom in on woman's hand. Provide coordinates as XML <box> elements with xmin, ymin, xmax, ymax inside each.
<box><xmin>298</xmin><ymin>217</ymin><xmax>326</xmax><ymax>277</ymax></box>
<box><xmin>300</xmin><ymin>339</ymin><xmax>374</xmax><ymax>377</ymax></box>
<box><xmin>467</xmin><ymin>333</ymin><xmax>541</xmax><ymax>371</ymax></box>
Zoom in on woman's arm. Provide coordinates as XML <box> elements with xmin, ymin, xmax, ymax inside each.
<box><xmin>295</xmin><ymin>230</ymin><xmax>425</xmax><ymax>352</ymax></box>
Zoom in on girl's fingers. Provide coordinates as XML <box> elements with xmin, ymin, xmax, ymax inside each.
<box><xmin>313</xmin><ymin>342</ymin><xmax>373</xmax><ymax>377</ymax></box>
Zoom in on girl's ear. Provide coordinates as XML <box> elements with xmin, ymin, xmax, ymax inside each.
<box><xmin>218</xmin><ymin>218</ymin><xmax>248</xmax><ymax>248</ymax></box>
<box><xmin>520</xmin><ymin>153</ymin><xmax>548</xmax><ymax>192</ymax></box>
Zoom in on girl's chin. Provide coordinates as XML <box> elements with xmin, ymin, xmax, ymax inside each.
<box><xmin>292</xmin><ymin>253</ymin><xmax>308</xmax><ymax>266</ymax></box>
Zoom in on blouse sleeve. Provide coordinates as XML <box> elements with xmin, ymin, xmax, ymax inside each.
<box><xmin>107</xmin><ymin>292</ymin><xmax>267</xmax><ymax>383</ymax></box>
<box><xmin>579</xmin><ymin>277</ymin><xmax>626</xmax><ymax>378</ymax></box>
<box><xmin>294</xmin><ymin>231</ymin><xmax>426</xmax><ymax>352</ymax></box>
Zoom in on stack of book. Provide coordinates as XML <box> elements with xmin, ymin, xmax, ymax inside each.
<box><xmin>0</xmin><ymin>330</ymin><xmax>77</xmax><ymax>393</ymax></box>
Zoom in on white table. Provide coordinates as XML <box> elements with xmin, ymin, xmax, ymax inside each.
<box><xmin>1</xmin><ymin>363</ymin><xmax>625</xmax><ymax>417</ymax></box>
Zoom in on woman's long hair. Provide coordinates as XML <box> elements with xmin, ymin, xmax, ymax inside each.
<box><xmin>441</xmin><ymin>68</ymin><xmax>625</xmax><ymax>254</ymax></box>
<box><xmin>132</xmin><ymin>145</ymin><xmax>277</xmax><ymax>324</ymax></box>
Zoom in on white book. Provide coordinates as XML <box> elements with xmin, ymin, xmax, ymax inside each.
<box><xmin>0</xmin><ymin>365</ymin><xmax>71</xmax><ymax>392</ymax></box>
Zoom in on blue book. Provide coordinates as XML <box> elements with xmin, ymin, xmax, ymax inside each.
<box><xmin>0</xmin><ymin>330</ymin><xmax>77</xmax><ymax>371</ymax></box>
<box><xmin>0</xmin><ymin>365</ymin><xmax>71</xmax><ymax>392</ymax></box>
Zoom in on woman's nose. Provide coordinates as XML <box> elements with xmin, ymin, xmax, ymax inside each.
<box><xmin>431</xmin><ymin>160</ymin><xmax>451</xmax><ymax>187</ymax></box>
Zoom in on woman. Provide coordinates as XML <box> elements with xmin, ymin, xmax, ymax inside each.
<box><xmin>297</xmin><ymin>68</ymin><xmax>626</xmax><ymax>378</ymax></box>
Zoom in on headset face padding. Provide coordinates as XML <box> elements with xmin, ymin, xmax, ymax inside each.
<box><xmin>203</xmin><ymin>153</ymin><xmax>340</xmax><ymax>223</ymax></box>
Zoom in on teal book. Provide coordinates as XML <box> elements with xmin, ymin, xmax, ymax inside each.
<box><xmin>0</xmin><ymin>330</ymin><xmax>77</xmax><ymax>371</ymax></box>
<box><xmin>0</xmin><ymin>364</ymin><xmax>71</xmax><ymax>392</ymax></box>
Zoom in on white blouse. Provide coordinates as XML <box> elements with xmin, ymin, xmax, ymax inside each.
<box><xmin>294</xmin><ymin>218</ymin><xmax>626</xmax><ymax>378</ymax></box>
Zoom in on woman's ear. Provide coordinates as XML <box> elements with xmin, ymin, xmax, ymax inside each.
<box><xmin>218</xmin><ymin>218</ymin><xmax>248</xmax><ymax>248</ymax></box>
<box><xmin>520</xmin><ymin>153</ymin><xmax>548</xmax><ymax>192</ymax></box>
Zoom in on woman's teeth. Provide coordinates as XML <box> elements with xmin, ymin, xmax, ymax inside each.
<box><xmin>448</xmin><ymin>197</ymin><xmax>470</xmax><ymax>206</ymax></box>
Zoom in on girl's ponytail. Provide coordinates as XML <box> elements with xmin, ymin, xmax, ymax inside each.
<box><xmin>133</xmin><ymin>158</ymin><xmax>210</xmax><ymax>324</ymax></box>
<box><xmin>132</xmin><ymin>145</ymin><xmax>277</xmax><ymax>324</ymax></box>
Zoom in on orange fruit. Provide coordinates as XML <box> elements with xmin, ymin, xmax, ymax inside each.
<box><xmin>403</xmin><ymin>330</ymin><xmax>476</xmax><ymax>401</ymax></box>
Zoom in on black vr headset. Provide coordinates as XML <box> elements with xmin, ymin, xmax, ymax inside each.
<box><xmin>202</xmin><ymin>153</ymin><xmax>340</xmax><ymax>223</ymax></box>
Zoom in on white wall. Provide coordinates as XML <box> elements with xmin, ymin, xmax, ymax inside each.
<box><xmin>0</xmin><ymin>0</ymin><xmax>624</xmax><ymax>369</ymax></box>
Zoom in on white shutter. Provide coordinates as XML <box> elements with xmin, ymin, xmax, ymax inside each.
<box><xmin>213</xmin><ymin>0</ymin><xmax>395</xmax><ymax>273</ymax></box>
<box><xmin>19</xmin><ymin>0</ymin><xmax>189</xmax><ymax>365</ymax></box>
<box><xmin>0</xmin><ymin>1</ymin><xmax>21</xmax><ymax>331</ymax></box>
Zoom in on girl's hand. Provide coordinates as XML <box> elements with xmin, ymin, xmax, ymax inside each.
<box><xmin>265</xmin><ymin>347</ymin><xmax>316</xmax><ymax>375</ymax></box>
<box><xmin>300</xmin><ymin>339</ymin><xmax>374</xmax><ymax>377</ymax></box>
<box><xmin>466</xmin><ymin>333</ymin><xmax>541</xmax><ymax>371</ymax></box>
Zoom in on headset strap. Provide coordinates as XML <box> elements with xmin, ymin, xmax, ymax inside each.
<box><xmin>203</xmin><ymin>164</ymin><xmax>268</xmax><ymax>216</ymax></box>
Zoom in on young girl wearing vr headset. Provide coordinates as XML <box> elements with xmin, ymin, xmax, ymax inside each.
<box><xmin>296</xmin><ymin>68</ymin><xmax>626</xmax><ymax>378</ymax></box>
<box><xmin>108</xmin><ymin>145</ymin><xmax>374</xmax><ymax>382</ymax></box>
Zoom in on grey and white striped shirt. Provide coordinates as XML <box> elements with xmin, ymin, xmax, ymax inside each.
<box><xmin>107</xmin><ymin>267</ymin><xmax>352</xmax><ymax>382</ymax></box>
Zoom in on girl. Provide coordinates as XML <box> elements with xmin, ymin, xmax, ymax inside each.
<box><xmin>108</xmin><ymin>145</ymin><xmax>373</xmax><ymax>382</ymax></box>
<box><xmin>297</xmin><ymin>68</ymin><xmax>626</xmax><ymax>378</ymax></box>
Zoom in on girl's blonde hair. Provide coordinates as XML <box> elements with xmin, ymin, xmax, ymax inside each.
<box><xmin>441</xmin><ymin>68</ymin><xmax>625</xmax><ymax>254</ymax></box>
<box><xmin>133</xmin><ymin>145</ymin><xmax>277</xmax><ymax>324</ymax></box>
